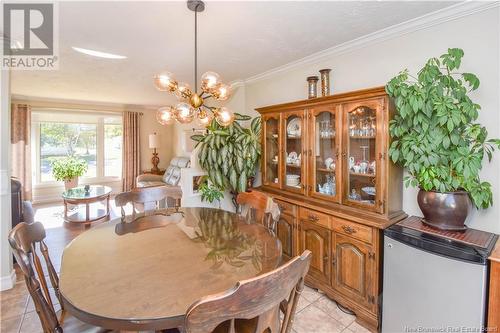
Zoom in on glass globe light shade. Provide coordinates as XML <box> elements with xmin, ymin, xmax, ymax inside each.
<box><xmin>215</xmin><ymin>107</ymin><xmax>235</xmax><ymax>127</ymax></box>
<box><xmin>153</xmin><ymin>71</ymin><xmax>178</xmax><ymax>92</ymax></box>
<box><xmin>156</xmin><ymin>106</ymin><xmax>176</xmax><ymax>125</ymax></box>
<box><xmin>175</xmin><ymin>102</ymin><xmax>195</xmax><ymax>124</ymax></box>
<box><xmin>201</xmin><ymin>71</ymin><xmax>220</xmax><ymax>92</ymax></box>
<box><xmin>174</xmin><ymin>82</ymin><xmax>192</xmax><ymax>100</ymax></box>
<box><xmin>212</xmin><ymin>83</ymin><xmax>231</xmax><ymax>101</ymax></box>
<box><xmin>197</xmin><ymin>109</ymin><xmax>213</xmax><ymax>127</ymax></box>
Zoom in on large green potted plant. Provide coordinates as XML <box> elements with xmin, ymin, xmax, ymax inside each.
<box><xmin>386</xmin><ymin>48</ymin><xmax>500</xmax><ymax>230</ymax></box>
<box><xmin>191</xmin><ymin>114</ymin><xmax>261</xmax><ymax>207</ymax></box>
<box><xmin>51</xmin><ymin>156</ymin><xmax>88</xmax><ymax>190</ymax></box>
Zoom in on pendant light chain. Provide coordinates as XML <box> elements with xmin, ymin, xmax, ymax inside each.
<box><xmin>194</xmin><ymin>4</ymin><xmax>198</xmax><ymax>93</ymax></box>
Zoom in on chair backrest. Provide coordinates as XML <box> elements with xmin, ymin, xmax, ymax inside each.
<box><xmin>8</xmin><ymin>222</ymin><xmax>63</xmax><ymax>332</ymax></box>
<box><xmin>115</xmin><ymin>185</ymin><xmax>182</xmax><ymax>221</ymax></box>
<box><xmin>237</xmin><ymin>191</ymin><xmax>280</xmax><ymax>234</ymax></box>
<box><xmin>185</xmin><ymin>250</ymin><xmax>312</xmax><ymax>333</ymax></box>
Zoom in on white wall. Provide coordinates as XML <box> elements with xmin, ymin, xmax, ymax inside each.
<box><xmin>0</xmin><ymin>69</ymin><xmax>15</xmax><ymax>290</ymax></box>
<box><xmin>244</xmin><ymin>6</ymin><xmax>500</xmax><ymax>233</ymax></box>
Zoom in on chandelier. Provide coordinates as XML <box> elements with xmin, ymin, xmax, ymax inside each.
<box><xmin>154</xmin><ymin>0</ymin><xmax>234</xmax><ymax>127</ymax></box>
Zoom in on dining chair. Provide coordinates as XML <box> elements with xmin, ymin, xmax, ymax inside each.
<box><xmin>236</xmin><ymin>191</ymin><xmax>280</xmax><ymax>235</ymax></box>
<box><xmin>8</xmin><ymin>222</ymin><xmax>110</xmax><ymax>333</ymax></box>
<box><xmin>115</xmin><ymin>185</ymin><xmax>183</xmax><ymax>222</ymax></box>
<box><xmin>184</xmin><ymin>250</ymin><xmax>312</xmax><ymax>333</ymax></box>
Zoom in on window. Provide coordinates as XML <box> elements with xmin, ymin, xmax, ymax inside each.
<box><xmin>104</xmin><ymin>121</ymin><xmax>123</xmax><ymax>177</ymax></box>
<box><xmin>32</xmin><ymin>110</ymin><xmax>123</xmax><ymax>184</ymax></box>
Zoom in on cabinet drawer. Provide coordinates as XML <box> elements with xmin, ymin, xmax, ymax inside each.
<box><xmin>332</xmin><ymin>217</ymin><xmax>373</xmax><ymax>245</ymax></box>
<box><xmin>275</xmin><ymin>199</ymin><xmax>297</xmax><ymax>217</ymax></box>
<box><xmin>299</xmin><ymin>207</ymin><xmax>331</xmax><ymax>229</ymax></box>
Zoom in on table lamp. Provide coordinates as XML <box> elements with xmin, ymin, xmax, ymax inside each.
<box><xmin>149</xmin><ymin>133</ymin><xmax>160</xmax><ymax>174</ymax></box>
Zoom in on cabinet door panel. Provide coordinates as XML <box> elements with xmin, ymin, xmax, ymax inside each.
<box><xmin>333</xmin><ymin>234</ymin><xmax>375</xmax><ymax>309</ymax></box>
<box><xmin>283</xmin><ymin>110</ymin><xmax>306</xmax><ymax>194</ymax></box>
<box><xmin>308</xmin><ymin>106</ymin><xmax>341</xmax><ymax>203</ymax></box>
<box><xmin>342</xmin><ymin>98</ymin><xmax>385</xmax><ymax>213</ymax></box>
<box><xmin>262</xmin><ymin>113</ymin><xmax>282</xmax><ymax>188</ymax></box>
<box><xmin>299</xmin><ymin>220</ymin><xmax>330</xmax><ymax>284</ymax></box>
<box><xmin>277</xmin><ymin>214</ymin><xmax>295</xmax><ymax>260</ymax></box>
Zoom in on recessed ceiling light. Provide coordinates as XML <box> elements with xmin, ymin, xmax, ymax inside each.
<box><xmin>72</xmin><ymin>47</ymin><xmax>127</xmax><ymax>59</ymax></box>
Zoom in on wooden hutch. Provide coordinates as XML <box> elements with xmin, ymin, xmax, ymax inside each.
<box><xmin>255</xmin><ymin>86</ymin><xmax>407</xmax><ymax>331</ymax></box>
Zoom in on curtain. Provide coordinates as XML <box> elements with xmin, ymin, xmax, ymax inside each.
<box><xmin>122</xmin><ymin>111</ymin><xmax>141</xmax><ymax>191</ymax></box>
<box><xmin>11</xmin><ymin>104</ymin><xmax>32</xmax><ymax>201</ymax></box>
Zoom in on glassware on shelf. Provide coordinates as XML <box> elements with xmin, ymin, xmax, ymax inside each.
<box><xmin>349</xmin><ymin>115</ymin><xmax>358</xmax><ymax>137</ymax></box>
<box><xmin>319</xmin><ymin>120</ymin><xmax>335</xmax><ymax>139</ymax></box>
<box><xmin>369</xmin><ymin>116</ymin><xmax>376</xmax><ymax>137</ymax></box>
<box><xmin>318</xmin><ymin>175</ymin><xmax>336</xmax><ymax>196</ymax></box>
<box><xmin>360</xmin><ymin>145</ymin><xmax>370</xmax><ymax>174</ymax></box>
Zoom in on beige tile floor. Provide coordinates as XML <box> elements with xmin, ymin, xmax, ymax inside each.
<box><xmin>0</xmin><ymin>202</ymin><xmax>371</xmax><ymax>333</ymax></box>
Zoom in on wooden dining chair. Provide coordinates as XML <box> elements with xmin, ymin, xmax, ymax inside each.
<box><xmin>115</xmin><ymin>185</ymin><xmax>183</xmax><ymax>222</ymax></box>
<box><xmin>184</xmin><ymin>250</ymin><xmax>312</xmax><ymax>333</ymax></box>
<box><xmin>236</xmin><ymin>191</ymin><xmax>280</xmax><ymax>235</ymax></box>
<box><xmin>8</xmin><ymin>222</ymin><xmax>110</xmax><ymax>333</ymax></box>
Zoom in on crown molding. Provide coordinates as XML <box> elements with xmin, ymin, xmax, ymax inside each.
<box><xmin>244</xmin><ymin>1</ymin><xmax>500</xmax><ymax>84</ymax></box>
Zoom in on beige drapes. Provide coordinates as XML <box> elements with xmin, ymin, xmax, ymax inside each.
<box><xmin>122</xmin><ymin>111</ymin><xmax>141</xmax><ymax>191</ymax></box>
<box><xmin>11</xmin><ymin>104</ymin><xmax>32</xmax><ymax>201</ymax></box>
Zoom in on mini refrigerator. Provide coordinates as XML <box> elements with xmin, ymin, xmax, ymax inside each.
<box><xmin>381</xmin><ymin>218</ymin><xmax>497</xmax><ymax>333</ymax></box>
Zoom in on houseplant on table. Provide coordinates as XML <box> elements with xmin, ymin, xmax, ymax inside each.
<box><xmin>191</xmin><ymin>114</ymin><xmax>261</xmax><ymax>207</ymax></box>
<box><xmin>51</xmin><ymin>156</ymin><xmax>88</xmax><ymax>190</ymax></box>
<box><xmin>386</xmin><ymin>48</ymin><xmax>500</xmax><ymax>230</ymax></box>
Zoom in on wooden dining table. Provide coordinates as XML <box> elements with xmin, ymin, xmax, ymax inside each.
<box><xmin>59</xmin><ymin>207</ymin><xmax>282</xmax><ymax>331</ymax></box>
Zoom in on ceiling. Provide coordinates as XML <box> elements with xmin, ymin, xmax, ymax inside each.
<box><xmin>11</xmin><ymin>1</ymin><xmax>458</xmax><ymax>107</ymax></box>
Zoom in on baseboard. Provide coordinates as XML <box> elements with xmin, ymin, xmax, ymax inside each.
<box><xmin>0</xmin><ymin>269</ymin><xmax>16</xmax><ymax>291</ymax></box>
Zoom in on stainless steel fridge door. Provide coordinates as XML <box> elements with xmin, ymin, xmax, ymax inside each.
<box><xmin>382</xmin><ymin>236</ymin><xmax>487</xmax><ymax>333</ymax></box>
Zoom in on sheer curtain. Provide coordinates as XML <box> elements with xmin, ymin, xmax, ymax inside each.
<box><xmin>122</xmin><ymin>111</ymin><xmax>141</xmax><ymax>191</ymax></box>
<box><xmin>11</xmin><ymin>104</ymin><xmax>32</xmax><ymax>201</ymax></box>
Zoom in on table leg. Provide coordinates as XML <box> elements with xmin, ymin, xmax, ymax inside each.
<box><xmin>106</xmin><ymin>195</ymin><xmax>110</xmax><ymax>218</ymax></box>
<box><xmin>86</xmin><ymin>203</ymin><xmax>90</xmax><ymax>222</ymax></box>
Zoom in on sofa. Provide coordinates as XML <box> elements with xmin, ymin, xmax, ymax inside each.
<box><xmin>136</xmin><ymin>157</ymin><xmax>191</xmax><ymax>188</ymax></box>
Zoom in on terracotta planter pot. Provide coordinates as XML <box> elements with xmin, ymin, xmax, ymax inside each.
<box><xmin>64</xmin><ymin>177</ymin><xmax>79</xmax><ymax>190</ymax></box>
<box><xmin>417</xmin><ymin>189</ymin><xmax>472</xmax><ymax>231</ymax></box>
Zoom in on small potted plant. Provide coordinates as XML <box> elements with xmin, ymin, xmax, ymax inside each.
<box><xmin>199</xmin><ymin>179</ymin><xmax>224</xmax><ymax>209</ymax></box>
<box><xmin>51</xmin><ymin>157</ymin><xmax>88</xmax><ymax>190</ymax></box>
<box><xmin>386</xmin><ymin>48</ymin><xmax>500</xmax><ymax>230</ymax></box>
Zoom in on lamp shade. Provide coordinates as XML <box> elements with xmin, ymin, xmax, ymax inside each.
<box><xmin>149</xmin><ymin>133</ymin><xmax>160</xmax><ymax>149</ymax></box>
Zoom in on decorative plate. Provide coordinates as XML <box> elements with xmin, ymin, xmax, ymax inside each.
<box><xmin>288</xmin><ymin>151</ymin><xmax>298</xmax><ymax>160</ymax></box>
<box><xmin>287</xmin><ymin>118</ymin><xmax>301</xmax><ymax>137</ymax></box>
<box><xmin>362</xmin><ymin>186</ymin><xmax>376</xmax><ymax>196</ymax></box>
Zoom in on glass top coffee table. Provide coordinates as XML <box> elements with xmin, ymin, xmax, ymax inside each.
<box><xmin>62</xmin><ymin>185</ymin><xmax>112</xmax><ymax>226</ymax></box>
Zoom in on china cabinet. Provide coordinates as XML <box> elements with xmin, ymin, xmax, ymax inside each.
<box><xmin>256</xmin><ymin>86</ymin><xmax>405</xmax><ymax>332</ymax></box>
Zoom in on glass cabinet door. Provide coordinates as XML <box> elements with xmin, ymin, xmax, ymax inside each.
<box><xmin>343</xmin><ymin>99</ymin><xmax>383</xmax><ymax>213</ymax></box>
<box><xmin>262</xmin><ymin>114</ymin><xmax>281</xmax><ymax>188</ymax></box>
<box><xmin>283</xmin><ymin>110</ymin><xmax>306</xmax><ymax>194</ymax></box>
<box><xmin>309</xmin><ymin>107</ymin><xmax>340</xmax><ymax>202</ymax></box>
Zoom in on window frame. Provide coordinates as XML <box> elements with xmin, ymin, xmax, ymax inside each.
<box><xmin>32</xmin><ymin>110</ymin><xmax>123</xmax><ymax>188</ymax></box>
